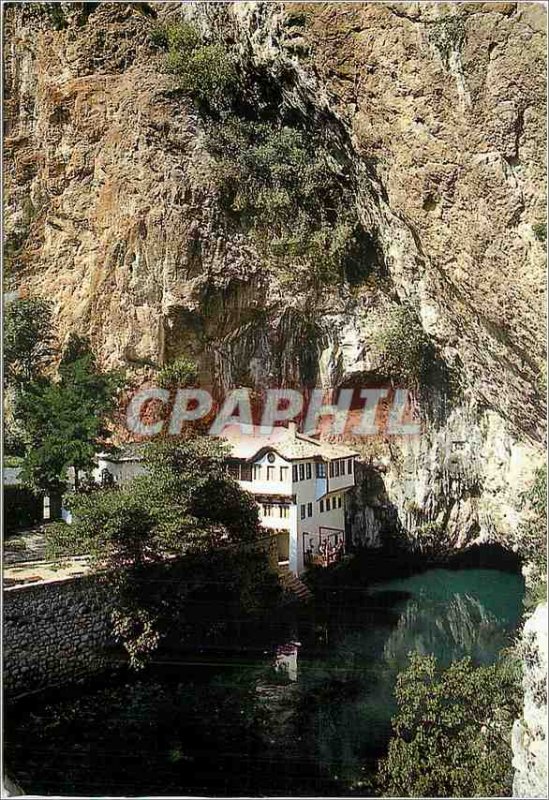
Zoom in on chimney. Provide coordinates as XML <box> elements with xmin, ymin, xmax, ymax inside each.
<box><xmin>287</xmin><ymin>422</ymin><xmax>297</xmax><ymax>437</ymax></box>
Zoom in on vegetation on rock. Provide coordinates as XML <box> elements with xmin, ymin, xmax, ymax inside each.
<box><xmin>152</xmin><ymin>21</ymin><xmax>239</xmax><ymax>110</ymax></box>
<box><xmin>516</xmin><ymin>464</ymin><xmax>547</xmax><ymax>609</ymax></box>
<box><xmin>368</xmin><ymin>304</ymin><xmax>438</xmax><ymax>387</ymax></box>
<box><xmin>157</xmin><ymin>356</ymin><xmax>198</xmax><ymax>388</ymax></box>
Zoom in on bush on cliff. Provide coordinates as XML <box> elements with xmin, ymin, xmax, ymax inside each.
<box><xmin>377</xmin><ymin>652</ymin><xmax>520</xmax><ymax>797</ymax></box>
<box><xmin>368</xmin><ymin>304</ymin><xmax>438</xmax><ymax>387</ymax></box>
<box><xmin>152</xmin><ymin>21</ymin><xmax>239</xmax><ymax>110</ymax></box>
<box><xmin>207</xmin><ymin>117</ymin><xmax>361</xmax><ymax>292</ymax></box>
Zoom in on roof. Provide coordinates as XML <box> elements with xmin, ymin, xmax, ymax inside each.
<box><xmin>220</xmin><ymin>424</ymin><xmax>359</xmax><ymax>463</ymax></box>
<box><xmin>97</xmin><ymin>442</ymin><xmax>147</xmax><ymax>462</ymax></box>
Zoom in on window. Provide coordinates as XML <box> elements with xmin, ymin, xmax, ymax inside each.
<box><xmin>264</xmin><ymin>504</ymin><xmax>273</xmax><ymax>516</ymax></box>
<box><xmin>316</xmin><ymin>462</ymin><xmax>326</xmax><ymax>478</ymax></box>
<box><xmin>253</xmin><ymin>464</ymin><xmax>262</xmax><ymax>481</ymax></box>
<box><xmin>292</xmin><ymin>465</ymin><xmax>298</xmax><ymax>482</ymax></box>
<box><xmin>340</xmin><ymin>460</ymin><xmax>346</xmax><ymax>475</ymax></box>
<box><xmin>348</xmin><ymin>458</ymin><xmax>353</xmax><ymax>474</ymax></box>
<box><xmin>326</xmin><ymin>498</ymin><xmax>331</xmax><ymax>511</ymax></box>
<box><xmin>306</xmin><ymin>463</ymin><xmax>312</xmax><ymax>480</ymax></box>
<box><xmin>299</xmin><ymin>464</ymin><xmax>305</xmax><ymax>481</ymax></box>
<box><xmin>307</xmin><ymin>503</ymin><xmax>313</xmax><ymax>517</ymax></box>
<box><xmin>319</xmin><ymin>499</ymin><xmax>324</xmax><ymax>513</ymax></box>
<box><xmin>280</xmin><ymin>506</ymin><xmax>289</xmax><ymax>518</ymax></box>
<box><xmin>280</xmin><ymin>466</ymin><xmax>288</xmax><ymax>482</ymax></box>
<box><xmin>335</xmin><ymin>461</ymin><xmax>340</xmax><ymax>477</ymax></box>
<box><xmin>329</xmin><ymin>462</ymin><xmax>334</xmax><ymax>478</ymax></box>
<box><xmin>338</xmin><ymin>496</ymin><xmax>342</xmax><ymax>508</ymax></box>
<box><xmin>227</xmin><ymin>461</ymin><xmax>240</xmax><ymax>479</ymax></box>
<box><xmin>300</xmin><ymin>504</ymin><xmax>306</xmax><ymax>520</ymax></box>
<box><xmin>241</xmin><ymin>463</ymin><xmax>252</xmax><ymax>482</ymax></box>
<box><xmin>266</xmin><ymin>466</ymin><xmax>275</xmax><ymax>480</ymax></box>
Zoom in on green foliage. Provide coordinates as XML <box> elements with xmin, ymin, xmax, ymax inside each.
<box><xmin>377</xmin><ymin>653</ymin><xmax>521</xmax><ymax>797</ymax></box>
<box><xmin>428</xmin><ymin>16</ymin><xmax>466</xmax><ymax>66</ymax></box>
<box><xmin>154</xmin><ymin>21</ymin><xmax>238</xmax><ymax>109</ymax></box>
<box><xmin>207</xmin><ymin>117</ymin><xmax>360</xmax><ymax>291</ymax></box>
<box><xmin>532</xmin><ymin>221</ymin><xmax>547</xmax><ymax>242</ymax></box>
<box><xmin>52</xmin><ymin>435</ymin><xmax>278</xmax><ymax>666</ymax></box>
<box><xmin>369</xmin><ymin>304</ymin><xmax>436</xmax><ymax>386</ymax></box>
<box><xmin>17</xmin><ymin>334</ymin><xmax>122</xmax><ymax>492</ymax></box>
<box><xmin>4</xmin><ymin>297</ymin><xmax>56</xmax><ymax>385</ymax></box>
<box><xmin>516</xmin><ymin>464</ymin><xmax>547</xmax><ymax>607</ymax></box>
<box><xmin>157</xmin><ymin>357</ymin><xmax>198</xmax><ymax>388</ymax></box>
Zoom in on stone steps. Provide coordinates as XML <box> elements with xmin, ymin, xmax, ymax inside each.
<box><xmin>278</xmin><ymin>568</ymin><xmax>313</xmax><ymax>602</ymax></box>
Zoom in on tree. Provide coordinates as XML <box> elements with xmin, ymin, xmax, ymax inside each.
<box><xmin>377</xmin><ymin>653</ymin><xmax>520</xmax><ymax>798</ymax></box>
<box><xmin>17</xmin><ymin>334</ymin><xmax>122</xmax><ymax>492</ymax></box>
<box><xmin>48</xmin><ymin>434</ymin><xmax>279</xmax><ymax>666</ymax></box>
<box><xmin>3</xmin><ymin>296</ymin><xmax>55</xmax><ymax>386</ymax></box>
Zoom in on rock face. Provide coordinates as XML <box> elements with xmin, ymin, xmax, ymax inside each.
<box><xmin>512</xmin><ymin>603</ymin><xmax>548</xmax><ymax>798</ymax></box>
<box><xmin>3</xmin><ymin>1</ymin><xmax>546</xmax><ymax>546</ymax></box>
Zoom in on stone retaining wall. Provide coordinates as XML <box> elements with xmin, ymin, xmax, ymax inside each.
<box><xmin>3</xmin><ymin>575</ymin><xmax>116</xmax><ymax>699</ymax></box>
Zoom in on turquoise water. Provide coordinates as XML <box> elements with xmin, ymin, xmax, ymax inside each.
<box><xmin>5</xmin><ymin>567</ymin><xmax>524</xmax><ymax>796</ymax></box>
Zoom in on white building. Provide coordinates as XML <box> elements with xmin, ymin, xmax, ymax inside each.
<box><xmin>92</xmin><ymin>427</ymin><xmax>359</xmax><ymax>576</ymax></box>
<box><xmin>222</xmin><ymin>424</ymin><xmax>359</xmax><ymax>576</ymax></box>
<box><xmin>92</xmin><ymin>445</ymin><xmax>147</xmax><ymax>486</ymax></box>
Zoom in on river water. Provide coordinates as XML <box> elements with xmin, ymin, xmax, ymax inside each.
<box><xmin>5</xmin><ymin>567</ymin><xmax>524</xmax><ymax>796</ymax></box>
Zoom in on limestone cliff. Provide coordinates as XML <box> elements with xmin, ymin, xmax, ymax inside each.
<box><xmin>512</xmin><ymin>603</ymin><xmax>548</xmax><ymax>798</ymax></box>
<box><xmin>3</xmin><ymin>2</ymin><xmax>546</xmax><ymax>548</ymax></box>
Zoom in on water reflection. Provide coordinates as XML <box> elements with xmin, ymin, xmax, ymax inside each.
<box><xmin>5</xmin><ymin>568</ymin><xmax>524</xmax><ymax>797</ymax></box>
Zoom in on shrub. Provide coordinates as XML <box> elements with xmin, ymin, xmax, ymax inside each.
<box><xmin>369</xmin><ymin>304</ymin><xmax>436</xmax><ymax>386</ymax></box>
<box><xmin>428</xmin><ymin>16</ymin><xmax>466</xmax><ymax>66</ymax></box>
<box><xmin>207</xmin><ymin>117</ymin><xmax>361</xmax><ymax>291</ymax></box>
<box><xmin>154</xmin><ymin>21</ymin><xmax>238</xmax><ymax>109</ymax></box>
<box><xmin>157</xmin><ymin>357</ymin><xmax>198</xmax><ymax>389</ymax></box>
<box><xmin>532</xmin><ymin>221</ymin><xmax>547</xmax><ymax>242</ymax></box>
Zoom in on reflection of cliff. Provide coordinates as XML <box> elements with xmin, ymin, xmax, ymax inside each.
<box><xmin>382</xmin><ymin>591</ymin><xmax>506</xmax><ymax>670</ymax></box>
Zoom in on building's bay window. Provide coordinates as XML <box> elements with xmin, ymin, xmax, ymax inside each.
<box><xmin>306</xmin><ymin>463</ymin><xmax>312</xmax><ymax>479</ymax></box>
<box><xmin>348</xmin><ymin>458</ymin><xmax>354</xmax><ymax>474</ymax></box>
<box><xmin>316</xmin><ymin>462</ymin><xmax>326</xmax><ymax>478</ymax></box>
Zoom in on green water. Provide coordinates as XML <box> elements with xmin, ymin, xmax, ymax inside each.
<box><xmin>5</xmin><ymin>567</ymin><xmax>524</xmax><ymax>796</ymax></box>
